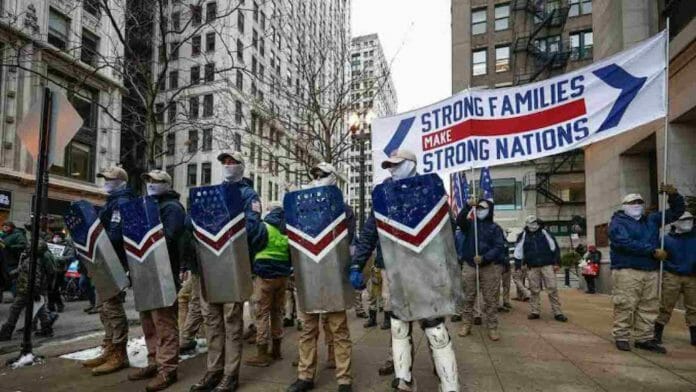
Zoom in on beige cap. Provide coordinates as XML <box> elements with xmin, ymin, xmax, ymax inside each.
<box><xmin>310</xmin><ymin>162</ymin><xmax>336</xmax><ymax>177</ymax></box>
<box><xmin>678</xmin><ymin>212</ymin><xmax>694</xmax><ymax>221</ymax></box>
<box><xmin>217</xmin><ymin>151</ymin><xmax>245</xmax><ymax>164</ymax></box>
<box><xmin>525</xmin><ymin>215</ymin><xmax>538</xmax><ymax>224</ymax></box>
<box><xmin>97</xmin><ymin>166</ymin><xmax>128</xmax><ymax>182</ymax></box>
<box><xmin>622</xmin><ymin>193</ymin><xmax>644</xmax><ymax>204</ymax></box>
<box><xmin>268</xmin><ymin>200</ymin><xmax>283</xmax><ymax>210</ymax></box>
<box><xmin>381</xmin><ymin>149</ymin><xmax>417</xmax><ymax>169</ymax></box>
<box><xmin>141</xmin><ymin>169</ymin><xmax>172</xmax><ymax>184</ymax></box>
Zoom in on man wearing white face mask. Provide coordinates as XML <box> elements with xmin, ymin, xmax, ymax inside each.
<box><xmin>514</xmin><ymin>215</ymin><xmax>567</xmax><ymax>323</ymax></box>
<box><xmin>609</xmin><ymin>184</ymin><xmax>684</xmax><ymax>354</ymax></box>
<box><xmin>655</xmin><ymin>212</ymin><xmax>696</xmax><ymax>346</ymax></box>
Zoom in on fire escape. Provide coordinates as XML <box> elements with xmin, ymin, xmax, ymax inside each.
<box><xmin>522</xmin><ymin>150</ymin><xmax>584</xmax><ymax>207</ymax></box>
<box><xmin>511</xmin><ymin>0</ymin><xmax>571</xmax><ymax>85</ymax></box>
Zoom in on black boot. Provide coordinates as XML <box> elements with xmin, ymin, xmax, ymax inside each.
<box><xmin>380</xmin><ymin>311</ymin><xmax>391</xmax><ymax>330</ymax></box>
<box><xmin>0</xmin><ymin>324</ymin><xmax>13</xmax><ymax>341</ymax></box>
<box><xmin>654</xmin><ymin>322</ymin><xmax>665</xmax><ymax>344</ymax></box>
<box><xmin>635</xmin><ymin>339</ymin><xmax>667</xmax><ymax>354</ymax></box>
<box><xmin>690</xmin><ymin>326</ymin><xmax>696</xmax><ymax>346</ymax></box>
<box><xmin>363</xmin><ymin>310</ymin><xmax>377</xmax><ymax>328</ymax></box>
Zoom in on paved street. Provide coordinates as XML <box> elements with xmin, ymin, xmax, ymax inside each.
<box><xmin>0</xmin><ymin>287</ymin><xmax>694</xmax><ymax>391</ymax></box>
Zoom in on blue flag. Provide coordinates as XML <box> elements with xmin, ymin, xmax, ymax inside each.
<box><xmin>479</xmin><ymin>167</ymin><xmax>494</xmax><ymax>201</ymax></box>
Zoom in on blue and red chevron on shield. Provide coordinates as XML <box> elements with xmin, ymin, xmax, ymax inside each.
<box><xmin>64</xmin><ymin>200</ymin><xmax>129</xmax><ymax>304</ymax></box>
<box><xmin>372</xmin><ymin>174</ymin><xmax>462</xmax><ymax>321</ymax></box>
<box><xmin>284</xmin><ymin>185</ymin><xmax>353</xmax><ymax>313</ymax></box>
<box><xmin>120</xmin><ymin>197</ymin><xmax>177</xmax><ymax>312</ymax></box>
<box><xmin>189</xmin><ymin>183</ymin><xmax>252</xmax><ymax>304</ymax></box>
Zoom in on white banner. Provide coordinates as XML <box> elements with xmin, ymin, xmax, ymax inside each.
<box><xmin>371</xmin><ymin>31</ymin><xmax>667</xmax><ymax>182</ymax></box>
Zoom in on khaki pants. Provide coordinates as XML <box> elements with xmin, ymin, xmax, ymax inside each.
<box><xmin>380</xmin><ymin>269</ymin><xmax>391</xmax><ymax>312</ymax></box>
<box><xmin>284</xmin><ymin>277</ymin><xmax>297</xmax><ymax>320</ymax></box>
<box><xmin>140</xmin><ymin>304</ymin><xmax>179</xmax><ymax>374</ymax></box>
<box><xmin>101</xmin><ymin>294</ymin><xmax>128</xmax><ymax>345</ymax></box>
<box><xmin>367</xmin><ymin>266</ymin><xmax>383</xmax><ymax>312</ymax></box>
<box><xmin>201</xmin><ymin>299</ymin><xmax>244</xmax><ymax>376</ymax></box>
<box><xmin>179</xmin><ymin>274</ymin><xmax>203</xmax><ymax>343</ymax></box>
<box><xmin>612</xmin><ymin>268</ymin><xmax>658</xmax><ymax>342</ymax></box>
<box><xmin>657</xmin><ymin>271</ymin><xmax>696</xmax><ymax>327</ymax></box>
<box><xmin>501</xmin><ymin>267</ymin><xmax>511</xmax><ymax>305</ymax></box>
<box><xmin>528</xmin><ymin>265</ymin><xmax>563</xmax><ymax>316</ymax></box>
<box><xmin>513</xmin><ymin>266</ymin><xmax>531</xmax><ymax>299</ymax></box>
<box><xmin>461</xmin><ymin>263</ymin><xmax>501</xmax><ymax>329</ymax></box>
<box><xmin>254</xmin><ymin>277</ymin><xmax>287</xmax><ymax>345</ymax></box>
<box><xmin>297</xmin><ymin>311</ymin><xmax>352</xmax><ymax>385</ymax></box>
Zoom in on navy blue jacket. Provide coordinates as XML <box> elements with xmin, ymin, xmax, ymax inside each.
<box><xmin>99</xmin><ymin>186</ymin><xmax>137</xmax><ymax>269</ymax></box>
<box><xmin>152</xmin><ymin>190</ymin><xmax>186</xmax><ymax>289</ymax></box>
<box><xmin>232</xmin><ymin>178</ymin><xmax>266</xmax><ymax>259</ymax></box>
<box><xmin>609</xmin><ymin>193</ymin><xmax>685</xmax><ymax>271</ymax></box>
<box><xmin>455</xmin><ymin>204</ymin><xmax>506</xmax><ymax>267</ymax></box>
<box><xmin>254</xmin><ymin>207</ymin><xmax>293</xmax><ymax>279</ymax></box>
<box><xmin>344</xmin><ymin>204</ymin><xmax>357</xmax><ymax>246</ymax></box>
<box><xmin>664</xmin><ymin>229</ymin><xmax>696</xmax><ymax>276</ymax></box>
<box><xmin>517</xmin><ymin>228</ymin><xmax>560</xmax><ymax>267</ymax></box>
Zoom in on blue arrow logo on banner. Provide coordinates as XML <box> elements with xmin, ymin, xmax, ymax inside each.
<box><xmin>593</xmin><ymin>64</ymin><xmax>648</xmax><ymax>133</ymax></box>
<box><xmin>383</xmin><ymin>116</ymin><xmax>415</xmax><ymax>157</ymax></box>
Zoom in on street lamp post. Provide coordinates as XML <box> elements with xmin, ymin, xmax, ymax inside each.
<box><xmin>349</xmin><ymin>111</ymin><xmax>374</xmax><ymax>230</ymax></box>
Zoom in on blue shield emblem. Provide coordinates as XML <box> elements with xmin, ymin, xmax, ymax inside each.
<box><xmin>120</xmin><ymin>197</ymin><xmax>177</xmax><ymax>312</ymax></box>
<box><xmin>372</xmin><ymin>174</ymin><xmax>461</xmax><ymax>321</ymax></box>
<box><xmin>189</xmin><ymin>183</ymin><xmax>252</xmax><ymax>303</ymax></box>
<box><xmin>64</xmin><ymin>200</ymin><xmax>128</xmax><ymax>303</ymax></box>
<box><xmin>284</xmin><ymin>185</ymin><xmax>353</xmax><ymax>313</ymax></box>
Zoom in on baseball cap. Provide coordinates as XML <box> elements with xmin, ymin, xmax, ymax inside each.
<box><xmin>381</xmin><ymin>149</ymin><xmax>417</xmax><ymax>169</ymax></box>
<box><xmin>141</xmin><ymin>169</ymin><xmax>172</xmax><ymax>184</ymax></box>
<box><xmin>268</xmin><ymin>200</ymin><xmax>283</xmax><ymax>210</ymax></box>
<box><xmin>97</xmin><ymin>166</ymin><xmax>128</xmax><ymax>182</ymax></box>
<box><xmin>678</xmin><ymin>212</ymin><xmax>694</xmax><ymax>221</ymax></box>
<box><xmin>622</xmin><ymin>193</ymin><xmax>644</xmax><ymax>204</ymax></box>
<box><xmin>525</xmin><ymin>215</ymin><xmax>538</xmax><ymax>225</ymax></box>
<box><xmin>310</xmin><ymin>162</ymin><xmax>336</xmax><ymax>177</ymax></box>
<box><xmin>217</xmin><ymin>151</ymin><xmax>245</xmax><ymax>165</ymax></box>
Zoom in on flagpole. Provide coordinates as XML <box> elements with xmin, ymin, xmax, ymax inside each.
<box><xmin>471</xmin><ymin>165</ymin><xmax>481</xmax><ymax>317</ymax></box>
<box><xmin>659</xmin><ymin>18</ymin><xmax>670</xmax><ymax>301</ymax></box>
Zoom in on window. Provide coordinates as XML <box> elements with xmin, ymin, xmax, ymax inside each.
<box><xmin>238</xmin><ymin>10</ymin><xmax>245</xmax><ymax>33</ymax></box>
<box><xmin>259</xmin><ymin>37</ymin><xmax>265</xmax><ymax>57</ymax></box>
<box><xmin>236</xmin><ymin>39</ymin><xmax>244</xmax><ymax>62</ymax></box>
<box><xmin>191</xmin><ymin>5</ymin><xmax>202</xmax><ymax>26</ymax></box>
<box><xmin>233</xmin><ymin>133</ymin><xmax>241</xmax><ymax>152</ymax></box>
<box><xmin>192</xmin><ymin>35</ymin><xmax>201</xmax><ymax>56</ymax></box>
<box><xmin>250</xmin><ymin>142</ymin><xmax>256</xmax><ymax>162</ymax></box>
<box><xmin>204</xmin><ymin>63</ymin><xmax>214</xmax><ymax>82</ymax></box>
<box><xmin>187</xmin><ymin>164</ymin><xmax>197</xmax><ymax>186</ymax></box>
<box><xmin>205</xmin><ymin>32</ymin><xmax>215</xmax><ymax>52</ymax></box>
<box><xmin>495</xmin><ymin>45</ymin><xmax>510</xmax><ymax>73</ymax></box>
<box><xmin>471</xmin><ymin>8</ymin><xmax>486</xmax><ymax>35</ymax></box>
<box><xmin>166</xmin><ymin>133</ymin><xmax>175</xmax><ymax>155</ymax></box>
<box><xmin>201</xmin><ymin>162</ymin><xmax>212</xmax><ymax>185</ymax></box>
<box><xmin>569</xmin><ymin>0</ymin><xmax>592</xmax><ymax>17</ymax></box>
<box><xmin>48</xmin><ymin>9</ymin><xmax>70</xmax><ymax>49</ymax></box>
<box><xmin>188</xmin><ymin>130</ymin><xmax>198</xmax><ymax>153</ymax></box>
<box><xmin>235</xmin><ymin>100</ymin><xmax>243</xmax><ymax>124</ymax></box>
<box><xmin>472</xmin><ymin>48</ymin><xmax>487</xmax><ymax>76</ymax></box>
<box><xmin>252</xmin><ymin>56</ymin><xmax>257</xmax><ymax>75</ymax></box>
<box><xmin>83</xmin><ymin>0</ymin><xmax>100</xmax><ymax>17</ymax></box>
<box><xmin>81</xmin><ymin>29</ymin><xmax>99</xmax><ymax>66</ymax></box>
<box><xmin>252</xmin><ymin>30</ymin><xmax>259</xmax><ymax>49</ymax></box>
<box><xmin>534</xmin><ymin>35</ymin><xmax>561</xmax><ymax>54</ymax></box>
<box><xmin>570</xmin><ymin>30</ymin><xmax>593</xmax><ymax>60</ymax></box>
<box><xmin>202</xmin><ymin>128</ymin><xmax>213</xmax><ymax>151</ymax></box>
<box><xmin>494</xmin><ymin>4</ymin><xmax>510</xmax><ymax>31</ymax></box>
<box><xmin>172</xmin><ymin>11</ymin><xmax>180</xmax><ymax>30</ymax></box>
<box><xmin>488</xmin><ymin>178</ymin><xmax>520</xmax><ymax>210</ymax></box>
<box><xmin>170</xmin><ymin>41</ymin><xmax>179</xmax><ymax>59</ymax></box>
<box><xmin>206</xmin><ymin>2</ymin><xmax>217</xmax><ymax>22</ymax></box>
<box><xmin>158</xmin><ymin>45</ymin><xmax>166</xmax><ymax>62</ymax></box>
<box><xmin>253</xmin><ymin>2</ymin><xmax>259</xmax><ymax>21</ymax></box>
<box><xmin>189</xmin><ymin>96</ymin><xmax>199</xmax><ymax>119</ymax></box>
<box><xmin>267</xmin><ymin>181</ymin><xmax>272</xmax><ymax>202</ymax></box>
<box><xmin>167</xmin><ymin>103</ymin><xmax>176</xmax><ymax>123</ymax></box>
<box><xmin>236</xmin><ymin>70</ymin><xmax>243</xmax><ymax>90</ymax></box>
<box><xmin>155</xmin><ymin>103</ymin><xmax>165</xmax><ymax>123</ymax></box>
<box><xmin>203</xmin><ymin>94</ymin><xmax>213</xmax><ymax>117</ymax></box>
<box><xmin>169</xmin><ymin>70</ymin><xmax>178</xmax><ymax>89</ymax></box>
<box><xmin>190</xmin><ymin>65</ymin><xmax>200</xmax><ymax>85</ymax></box>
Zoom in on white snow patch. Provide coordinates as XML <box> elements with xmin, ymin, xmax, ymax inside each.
<box><xmin>10</xmin><ymin>353</ymin><xmax>43</xmax><ymax>369</ymax></box>
<box><xmin>60</xmin><ymin>337</ymin><xmax>208</xmax><ymax>368</ymax></box>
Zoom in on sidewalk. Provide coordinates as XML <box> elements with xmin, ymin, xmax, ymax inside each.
<box><xmin>0</xmin><ymin>288</ymin><xmax>695</xmax><ymax>391</ymax></box>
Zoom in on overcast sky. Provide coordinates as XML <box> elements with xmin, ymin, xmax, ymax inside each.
<box><xmin>351</xmin><ymin>0</ymin><xmax>452</xmax><ymax>114</ymax></box>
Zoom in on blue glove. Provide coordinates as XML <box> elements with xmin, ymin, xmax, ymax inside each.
<box><xmin>349</xmin><ymin>268</ymin><xmax>365</xmax><ymax>290</ymax></box>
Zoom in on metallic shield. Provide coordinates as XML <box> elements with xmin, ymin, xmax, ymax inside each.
<box><xmin>120</xmin><ymin>197</ymin><xmax>177</xmax><ymax>312</ymax></box>
<box><xmin>284</xmin><ymin>185</ymin><xmax>353</xmax><ymax>313</ymax></box>
<box><xmin>64</xmin><ymin>200</ymin><xmax>129</xmax><ymax>305</ymax></box>
<box><xmin>372</xmin><ymin>174</ymin><xmax>462</xmax><ymax>322</ymax></box>
<box><xmin>189</xmin><ymin>183</ymin><xmax>252</xmax><ymax>304</ymax></box>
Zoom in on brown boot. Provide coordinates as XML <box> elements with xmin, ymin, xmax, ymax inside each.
<box><xmin>145</xmin><ymin>371</ymin><xmax>177</xmax><ymax>392</ymax></box>
<box><xmin>128</xmin><ymin>364</ymin><xmax>158</xmax><ymax>381</ymax></box>
<box><xmin>92</xmin><ymin>342</ymin><xmax>129</xmax><ymax>376</ymax></box>
<box><xmin>83</xmin><ymin>343</ymin><xmax>112</xmax><ymax>368</ymax></box>
<box><xmin>244</xmin><ymin>344</ymin><xmax>271</xmax><ymax>367</ymax></box>
<box><xmin>271</xmin><ymin>338</ymin><xmax>282</xmax><ymax>360</ymax></box>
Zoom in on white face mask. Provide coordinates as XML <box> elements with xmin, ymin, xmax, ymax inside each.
<box><xmin>675</xmin><ymin>219</ymin><xmax>694</xmax><ymax>234</ymax></box>
<box><xmin>388</xmin><ymin>160</ymin><xmax>416</xmax><ymax>181</ymax></box>
<box><xmin>103</xmin><ymin>179</ymin><xmax>125</xmax><ymax>194</ymax></box>
<box><xmin>146</xmin><ymin>182</ymin><xmax>170</xmax><ymax>196</ymax></box>
<box><xmin>312</xmin><ymin>173</ymin><xmax>337</xmax><ymax>188</ymax></box>
<box><xmin>622</xmin><ymin>204</ymin><xmax>644</xmax><ymax>220</ymax></box>
<box><xmin>527</xmin><ymin>222</ymin><xmax>539</xmax><ymax>232</ymax></box>
<box><xmin>476</xmin><ymin>208</ymin><xmax>489</xmax><ymax>220</ymax></box>
<box><xmin>223</xmin><ymin>164</ymin><xmax>245</xmax><ymax>182</ymax></box>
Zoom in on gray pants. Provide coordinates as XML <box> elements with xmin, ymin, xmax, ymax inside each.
<box><xmin>3</xmin><ymin>294</ymin><xmax>50</xmax><ymax>332</ymax></box>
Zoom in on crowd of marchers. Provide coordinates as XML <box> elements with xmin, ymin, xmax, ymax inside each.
<box><xmin>0</xmin><ymin>147</ymin><xmax>693</xmax><ymax>392</ymax></box>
